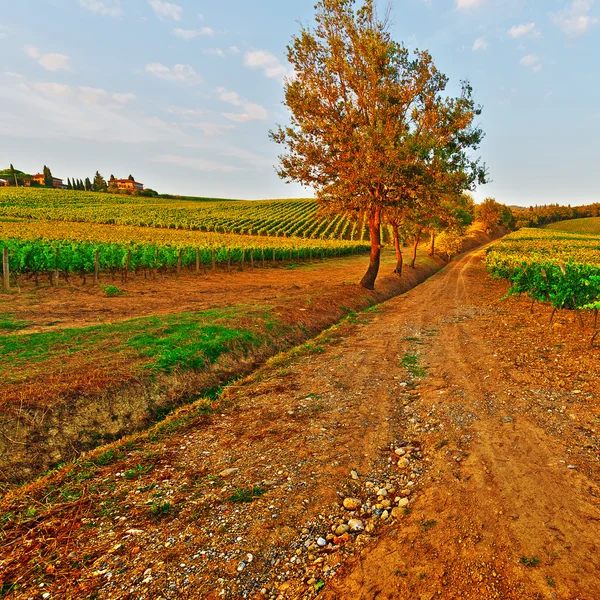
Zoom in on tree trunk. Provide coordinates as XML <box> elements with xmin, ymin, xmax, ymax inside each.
<box><xmin>392</xmin><ymin>223</ymin><xmax>403</xmax><ymax>277</ymax></box>
<box><xmin>429</xmin><ymin>231</ymin><xmax>436</xmax><ymax>257</ymax></box>
<box><xmin>410</xmin><ymin>228</ymin><xmax>423</xmax><ymax>269</ymax></box>
<box><xmin>359</xmin><ymin>207</ymin><xmax>382</xmax><ymax>290</ymax></box>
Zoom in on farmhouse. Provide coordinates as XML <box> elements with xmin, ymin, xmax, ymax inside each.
<box><xmin>114</xmin><ymin>178</ymin><xmax>144</xmax><ymax>191</ymax></box>
<box><xmin>32</xmin><ymin>173</ymin><xmax>66</xmax><ymax>189</ymax></box>
<box><xmin>0</xmin><ymin>179</ymin><xmax>8</xmax><ymax>187</ymax></box>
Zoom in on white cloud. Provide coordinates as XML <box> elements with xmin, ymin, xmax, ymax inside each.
<box><xmin>183</xmin><ymin>122</ymin><xmax>234</xmax><ymax>136</ymax></box>
<box><xmin>216</xmin><ymin>87</ymin><xmax>268</xmax><ymax>122</ymax></box>
<box><xmin>202</xmin><ymin>48</ymin><xmax>225</xmax><ymax>57</ymax></box>
<box><xmin>0</xmin><ymin>81</ymin><xmax>182</xmax><ymax>144</ymax></box>
<box><xmin>244</xmin><ymin>50</ymin><xmax>290</xmax><ymax>81</ymax></box>
<box><xmin>145</xmin><ymin>62</ymin><xmax>201</xmax><ymax>84</ymax></box>
<box><xmin>508</xmin><ymin>23</ymin><xmax>538</xmax><ymax>38</ymax></box>
<box><xmin>223</xmin><ymin>104</ymin><xmax>268</xmax><ymax>122</ymax></box>
<box><xmin>79</xmin><ymin>86</ymin><xmax>108</xmax><ymax>104</ymax></box>
<box><xmin>34</xmin><ymin>82</ymin><xmax>73</xmax><ymax>97</ymax></box>
<box><xmin>148</xmin><ymin>0</ymin><xmax>182</xmax><ymax>21</ymax></box>
<box><xmin>112</xmin><ymin>92</ymin><xmax>136</xmax><ymax>104</ymax></box>
<box><xmin>4</xmin><ymin>72</ymin><xmax>24</xmax><ymax>79</ymax></box>
<box><xmin>0</xmin><ymin>25</ymin><xmax>9</xmax><ymax>39</ymax></box>
<box><xmin>456</xmin><ymin>0</ymin><xmax>486</xmax><ymax>9</ymax></box>
<box><xmin>172</xmin><ymin>27</ymin><xmax>213</xmax><ymax>40</ymax></box>
<box><xmin>26</xmin><ymin>46</ymin><xmax>72</xmax><ymax>72</ymax></box>
<box><xmin>78</xmin><ymin>0</ymin><xmax>123</xmax><ymax>17</ymax></box>
<box><xmin>472</xmin><ymin>37</ymin><xmax>488</xmax><ymax>51</ymax></box>
<box><xmin>520</xmin><ymin>54</ymin><xmax>542</xmax><ymax>72</ymax></box>
<box><xmin>551</xmin><ymin>0</ymin><xmax>598</xmax><ymax>37</ymax></box>
<box><xmin>168</xmin><ymin>106</ymin><xmax>204</xmax><ymax>118</ymax></box>
<box><xmin>154</xmin><ymin>154</ymin><xmax>246</xmax><ymax>172</ymax></box>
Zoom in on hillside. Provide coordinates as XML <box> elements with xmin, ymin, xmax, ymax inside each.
<box><xmin>545</xmin><ymin>216</ymin><xmax>600</xmax><ymax>235</ymax></box>
<box><xmin>0</xmin><ymin>188</ymin><xmax>366</xmax><ymax>241</ymax></box>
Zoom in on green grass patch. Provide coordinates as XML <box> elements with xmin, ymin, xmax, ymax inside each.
<box><xmin>520</xmin><ymin>556</ymin><xmax>540</xmax><ymax>568</ymax></box>
<box><xmin>0</xmin><ymin>306</ymin><xmax>280</xmax><ymax>377</ymax></box>
<box><xmin>103</xmin><ymin>285</ymin><xmax>124</xmax><ymax>297</ymax></box>
<box><xmin>229</xmin><ymin>486</ymin><xmax>266</xmax><ymax>503</ymax></box>
<box><xmin>401</xmin><ymin>353</ymin><xmax>428</xmax><ymax>378</ymax></box>
<box><xmin>0</xmin><ymin>314</ymin><xmax>29</xmax><ymax>331</ymax></box>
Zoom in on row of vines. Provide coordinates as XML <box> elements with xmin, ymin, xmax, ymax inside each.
<box><xmin>485</xmin><ymin>228</ymin><xmax>600</xmax><ymax>345</ymax></box>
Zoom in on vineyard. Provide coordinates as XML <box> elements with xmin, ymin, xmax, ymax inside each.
<box><xmin>0</xmin><ymin>219</ymin><xmax>368</xmax><ymax>286</ymax></box>
<box><xmin>0</xmin><ymin>188</ymin><xmax>371</xmax><ymax>241</ymax></box>
<box><xmin>545</xmin><ymin>216</ymin><xmax>600</xmax><ymax>235</ymax></box>
<box><xmin>485</xmin><ymin>228</ymin><xmax>600</xmax><ymax>342</ymax></box>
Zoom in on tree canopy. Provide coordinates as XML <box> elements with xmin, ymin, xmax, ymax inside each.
<box><xmin>272</xmin><ymin>0</ymin><xmax>486</xmax><ymax>288</ymax></box>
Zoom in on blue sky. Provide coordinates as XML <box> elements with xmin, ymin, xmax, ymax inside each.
<box><xmin>0</xmin><ymin>0</ymin><xmax>598</xmax><ymax>206</ymax></box>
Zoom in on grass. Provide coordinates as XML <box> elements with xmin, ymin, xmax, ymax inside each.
<box><xmin>0</xmin><ymin>306</ymin><xmax>280</xmax><ymax>380</ymax></box>
<box><xmin>0</xmin><ymin>314</ymin><xmax>29</xmax><ymax>331</ymax></box>
<box><xmin>229</xmin><ymin>486</ymin><xmax>266</xmax><ymax>503</ymax></box>
<box><xmin>545</xmin><ymin>217</ymin><xmax>600</xmax><ymax>235</ymax></box>
<box><xmin>401</xmin><ymin>353</ymin><xmax>428</xmax><ymax>378</ymax></box>
<box><xmin>520</xmin><ymin>556</ymin><xmax>541</xmax><ymax>568</ymax></box>
<box><xmin>422</xmin><ymin>519</ymin><xmax>437</xmax><ymax>531</ymax></box>
<box><xmin>103</xmin><ymin>284</ymin><xmax>124</xmax><ymax>297</ymax></box>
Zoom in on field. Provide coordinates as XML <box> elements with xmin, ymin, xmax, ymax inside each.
<box><xmin>3</xmin><ymin>193</ymin><xmax>600</xmax><ymax>599</ymax></box>
<box><xmin>2</xmin><ymin>188</ymin><xmax>482</xmax><ymax>483</ymax></box>
<box><xmin>485</xmin><ymin>228</ymin><xmax>600</xmax><ymax>322</ymax></box>
<box><xmin>545</xmin><ymin>216</ymin><xmax>600</xmax><ymax>235</ymax></box>
<box><xmin>1</xmin><ymin>240</ymin><xmax>599</xmax><ymax>599</ymax></box>
<box><xmin>0</xmin><ymin>188</ymin><xmax>367</xmax><ymax>240</ymax></box>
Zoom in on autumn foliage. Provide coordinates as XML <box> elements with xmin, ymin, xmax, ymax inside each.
<box><xmin>272</xmin><ymin>0</ymin><xmax>486</xmax><ymax>288</ymax></box>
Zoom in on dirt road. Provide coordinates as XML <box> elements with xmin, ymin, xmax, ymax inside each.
<box><xmin>2</xmin><ymin>244</ymin><xmax>599</xmax><ymax>599</ymax></box>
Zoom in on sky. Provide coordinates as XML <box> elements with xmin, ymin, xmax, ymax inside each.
<box><xmin>0</xmin><ymin>0</ymin><xmax>598</xmax><ymax>206</ymax></box>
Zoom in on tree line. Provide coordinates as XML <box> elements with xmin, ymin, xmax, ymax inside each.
<box><xmin>2</xmin><ymin>165</ymin><xmax>157</xmax><ymax>197</ymax></box>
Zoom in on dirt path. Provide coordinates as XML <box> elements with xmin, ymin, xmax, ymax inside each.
<box><xmin>324</xmin><ymin>248</ymin><xmax>600</xmax><ymax>599</ymax></box>
<box><xmin>2</xmin><ymin>245</ymin><xmax>599</xmax><ymax>599</ymax></box>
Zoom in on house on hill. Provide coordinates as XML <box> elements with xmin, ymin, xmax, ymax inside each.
<box><xmin>114</xmin><ymin>178</ymin><xmax>144</xmax><ymax>191</ymax></box>
<box><xmin>32</xmin><ymin>173</ymin><xmax>66</xmax><ymax>189</ymax></box>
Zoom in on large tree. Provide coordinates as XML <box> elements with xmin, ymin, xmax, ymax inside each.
<box><xmin>271</xmin><ymin>0</ymin><xmax>485</xmax><ymax>289</ymax></box>
<box><xmin>271</xmin><ymin>0</ymin><xmax>453</xmax><ymax>289</ymax></box>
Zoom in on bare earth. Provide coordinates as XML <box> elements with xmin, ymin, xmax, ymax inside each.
<box><xmin>1</xmin><ymin>245</ymin><xmax>599</xmax><ymax>599</ymax></box>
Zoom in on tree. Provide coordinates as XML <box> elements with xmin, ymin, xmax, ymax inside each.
<box><xmin>272</xmin><ymin>0</ymin><xmax>448</xmax><ymax>288</ymax></box>
<box><xmin>67</xmin><ymin>178</ymin><xmax>72</xmax><ymax>190</ymax></box>
<box><xmin>476</xmin><ymin>198</ymin><xmax>504</xmax><ymax>233</ymax></box>
<box><xmin>128</xmin><ymin>174</ymin><xmax>135</xmax><ymax>181</ymax></box>
<box><xmin>9</xmin><ymin>164</ymin><xmax>18</xmax><ymax>187</ymax></box>
<box><xmin>93</xmin><ymin>171</ymin><xmax>107</xmax><ymax>192</ymax></box>
<box><xmin>43</xmin><ymin>165</ymin><xmax>53</xmax><ymax>187</ymax></box>
<box><xmin>85</xmin><ymin>177</ymin><xmax>92</xmax><ymax>191</ymax></box>
<box><xmin>272</xmin><ymin>0</ymin><xmax>485</xmax><ymax>288</ymax></box>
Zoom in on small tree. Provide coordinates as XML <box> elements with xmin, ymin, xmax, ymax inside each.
<box><xmin>128</xmin><ymin>174</ymin><xmax>135</xmax><ymax>181</ymax></box>
<box><xmin>85</xmin><ymin>177</ymin><xmax>92</xmax><ymax>191</ymax></box>
<box><xmin>67</xmin><ymin>178</ymin><xmax>72</xmax><ymax>190</ymax></box>
<box><xmin>436</xmin><ymin>229</ymin><xmax>463</xmax><ymax>262</ymax></box>
<box><xmin>93</xmin><ymin>171</ymin><xmax>107</xmax><ymax>192</ymax></box>
<box><xmin>43</xmin><ymin>165</ymin><xmax>53</xmax><ymax>187</ymax></box>
<box><xmin>9</xmin><ymin>164</ymin><xmax>18</xmax><ymax>187</ymax></box>
<box><xmin>476</xmin><ymin>198</ymin><xmax>503</xmax><ymax>233</ymax></box>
